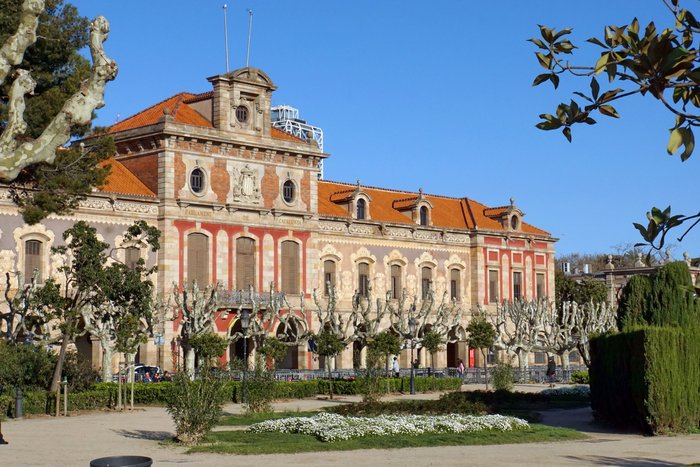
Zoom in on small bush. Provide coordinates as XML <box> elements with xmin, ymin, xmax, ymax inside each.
<box><xmin>491</xmin><ymin>363</ymin><xmax>515</xmax><ymax>391</ymax></box>
<box><xmin>166</xmin><ymin>372</ymin><xmax>228</xmax><ymax>446</ymax></box>
<box><xmin>244</xmin><ymin>363</ymin><xmax>276</xmax><ymax>414</ymax></box>
<box><xmin>570</xmin><ymin>370</ymin><xmax>589</xmax><ymax>384</ymax></box>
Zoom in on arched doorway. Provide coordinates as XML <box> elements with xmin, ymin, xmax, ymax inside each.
<box><xmin>446</xmin><ymin>326</ymin><xmax>467</xmax><ymax>368</ymax></box>
<box><xmin>228</xmin><ymin>317</ymin><xmax>253</xmax><ymax>366</ymax></box>
<box><xmin>275</xmin><ymin>317</ymin><xmax>305</xmax><ymax>369</ymax></box>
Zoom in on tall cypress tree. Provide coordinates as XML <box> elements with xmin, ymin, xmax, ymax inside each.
<box><xmin>649</xmin><ymin>262</ymin><xmax>700</xmax><ymax>327</ymax></box>
<box><xmin>617</xmin><ymin>275</ymin><xmax>653</xmax><ymax>330</ymax></box>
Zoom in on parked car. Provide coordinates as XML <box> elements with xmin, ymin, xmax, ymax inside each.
<box><xmin>133</xmin><ymin>364</ymin><xmax>161</xmax><ymax>382</ymax></box>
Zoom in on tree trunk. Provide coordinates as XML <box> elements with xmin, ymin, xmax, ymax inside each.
<box><xmin>126</xmin><ymin>352</ymin><xmax>135</xmax><ymax>410</ymax></box>
<box><xmin>482</xmin><ymin>349</ymin><xmax>489</xmax><ymax>390</ymax></box>
<box><xmin>516</xmin><ymin>350</ymin><xmax>528</xmax><ymax>383</ymax></box>
<box><xmin>558</xmin><ymin>351</ymin><xmax>570</xmax><ymax>370</ymax></box>
<box><xmin>49</xmin><ymin>334</ymin><xmax>70</xmax><ymax>394</ymax></box>
<box><xmin>184</xmin><ymin>346</ymin><xmax>195</xmax><ymax>378</ymax></box>
<box><xmin>100</xmin><ymin>339</ymin><xmax>113</xmax><ymax>383</ymax></box>
<box><xmin>327</xmin><ymin>356</ymin><xmax>334</xmax><ymax>400</ymax></box>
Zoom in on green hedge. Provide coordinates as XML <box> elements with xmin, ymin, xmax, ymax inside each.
<box><xmin>1</xmin><ymin>376</ymin><xmax>461</xmax><ymax>413</ymax></box>
<box><xmin>590</xmin><ymin>327</ymin><xmax>700</xmax><ymax>433</ymax></box>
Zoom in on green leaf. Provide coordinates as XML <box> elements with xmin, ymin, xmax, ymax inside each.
<box><xmin>562</xmin><ymin>127</ymin><xmax>572</xmax><ymax>142</ymax></box>
<box><xmin>598</xmin><ymin>105</ymin><xmax>619</xmax><ymax>118</ymax></box>
<box><xmin>536</xmin><ymin>52</ymin><xmax>552</xmax><ymax>69</ymax></box>
<box><xmin>680</xmin><ymin>127</ymin><xmax>695</xmax><ymax>161</ymax></box>
<box><xmin>532</xmin><ymin>73</ymin><xmax>550</xmax><ymax>86</ymax></box>
<box><xmin>590</xmin><ymin>76</ymin><xmax>600</xmax><ymax>100</ymax></box>
<box><xmin>550</xmin><ymin>73</ymin><xmax>560</xmax><ymax>89</ymax></box>
<box><xmin>667</xmin><ymin>128</ymin><xmax>683</xmax><ymax>155</ymax></box>
<box><xmin>586</xmin><ymin>37</ymin><xmax>607</xmax><ymax>48</ymax></box>
<box><xmin>528</xmin><ymin>37</ymin><xmax>547</xmax><ymax>49</ymax></box>
<box><xmin>594</xmin><ymin>53</ymin><xmax>608</xmax><ymax>74</ymax></box>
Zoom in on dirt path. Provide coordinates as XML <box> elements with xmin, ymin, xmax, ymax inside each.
<box><xmin>1</xmin><ymin>386</ymin><xmax>698</xmax><ymax>466</ymax></box>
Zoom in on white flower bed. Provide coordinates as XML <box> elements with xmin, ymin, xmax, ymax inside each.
<box><xmin>540</xmin><ymin>385</ymin><xmax>590</xmax><ymax>397</ymax></box>
<box><xmin>247</xmin><ymin>412</ymin><xmax>529</xmax><ymax>442</ymax></box>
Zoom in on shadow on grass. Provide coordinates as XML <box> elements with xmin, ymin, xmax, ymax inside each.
<box><xmin>113</xmin><ymin>429</ymin><xmax>173</xmax><ymax>441</ymax></box>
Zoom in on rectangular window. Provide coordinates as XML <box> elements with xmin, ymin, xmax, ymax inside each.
<box><xmin>187</xmin><ymin>233</ymin><xmax>209</xmax><ymax>286</ymax></box>
<box><xmin>513</xmin><ymin>271</ymin><xmax>522</xmax><ymax>300</ymax></box>
<box><xmin>236</xmin><ymin>237</ymin><xmax>256</xmax><ymax>291</ymax></box>
<box><xmin>487</xmin><ymin>347</ymin><xmax>497</xmax><ymax>364</ymax></box>
<box><xmin>281</xmin><ymin>241</ymin><xmax>299</xmax><ymax>294</ymax></box>
<box><xmin>421</xmin><ymin>267</ymin><xmax>432</xmax><ymax>299</ymax></box>
<box><xmin>569</xmin><ymin>351</ymin><xmax>580</xmax><ymax>363</ymax></box>
<box><xmin>358</xmin><ymin>262</ymin><xmax>369</xmax><ymax>297</ymax></box>
<box><xmin>534</xmin><ymin>352</ymin><xmax>546</xmax><ymax>364</ymax></box>
<box><xmin>390</xmin><ymin>264</ymin><xmax>401</xmax><ymax>299</ymax></box>
<box><xmin>450</xmin><ymin>269</ymin><xmax>460</xmax><ymax>301</ymax></box>
<box><xmin>24</xmin><ymin>240</ymin><xmax>43</xmax><ymax>282</ymax></box>
<box><xmin>536</xmin><ymin>273</ymin><xmax>546</xmax><ymax>299</ymax></box>
<box><xmin>323</xmin><ymin>260</ymin><xmax>336</xmax><ymax>295</ymax></box>
<box><xmin>488</xmin><ymin>270</ymin><xmax>499</xmax><ymax>303</ymax></box>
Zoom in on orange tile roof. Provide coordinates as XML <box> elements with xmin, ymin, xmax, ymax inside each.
<box><xmin>318</xmin><ymin>180</ymin><xmax>550</xmax><ymax>236</ymax></box>
<box><xmin>271</xmin><ymin>127</ymin><xmax>305</xmax><ymax>142</ymax></box>
<box><xmin>98</xmin><ymin>159</ymin><xmax>156</xmax><ymax>197</ymax></box>
<box><xmin>109</xmin><ymin>92</ymin><xmax>213</xmax><ymax>133</ymax></box>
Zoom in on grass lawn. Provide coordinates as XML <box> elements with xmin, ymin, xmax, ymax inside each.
<box><xmin>189</xmin><ymin>419</ymin><xmax>586</xmax><ymax>455</ymax></box>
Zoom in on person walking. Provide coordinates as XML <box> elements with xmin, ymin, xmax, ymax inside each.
<box><xmin>457</xmin><ymin>359</ymin><xmax>465</xmax><ymax>378</ymax></box>
<box><xmin>392</xmin><ymin>357</ymin><xmax>400</xmax><ymax>377</ymax></box>
<box><xmin>546</xmin><ymin>356</ymin><xmax>557</xmax><ymax>387</ymax></box>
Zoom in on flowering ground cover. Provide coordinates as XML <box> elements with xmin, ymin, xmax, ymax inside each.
<box><xmin>247</xmin><ymin>412</ymin><xmax>529</xmax><ymax>442</ymax></box>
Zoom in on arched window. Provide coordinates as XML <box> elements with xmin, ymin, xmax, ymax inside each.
<box><xmin>281</xmin><ymin>241</ymin><xmax>299</xmax><ymax>293</ymax></box>
<box><xmin>24</xmin><ymin>239</ymin><xmax>43</xmax><ymax>282</ymax></box>
<box><xmin>358</xmin><ymin>262</ymin><xmax>370</xmax><ymax>297</ymax></box>
<box><xmin>356</xmin><ymin>198</ymin><xmax>366</xmax><ymax>220</ymax></box>
<box><xmin>450</xmin><ymin>268</ymin><xmax>460</xmax><ymax>301</ymax></box>
<box><xmin>190</xmin><ymin>168</ymin><xmax>205</xmax><ymax>194</ymax></box>
<box><xmin>125</xmin><ymin>247</ymin><xmax>141</xmax><ymax>271</ymax></box>
<box><xmin>323</xmin><ymin>260</ymin><xmax>336</xmax><ymax>295</ymax></box>
<box><xmin>236</xmin><ymin>237</ymin><xmax>256</xmax><ymax>291</ymax></box>
<box><xmin>187</xmin><ymin>233</ymin><xmax>209</xmax><ymax>286</ymax></box>
<box><xmin>391</xmin><ymin>264</ymin><xmax>402</xmax><ymax>299</ymax></box>
<box><xmin>282</xmin><ymin>180</ymin><xmax>295</xmax><ymax>203</ymax></box>
<box><xmin>421</xmin><ymin>266</ymin><xmax>432</xmax><ymax>299</ymax></box>
<box><xmin>419</xmin><ymin>206</ymin><xmax>429</xmax><ymax>226</ymax></box>
<box><xmin>235</xmin><ymin>105</ymin><xmax>249</xmax><ymax>123</ymax></box>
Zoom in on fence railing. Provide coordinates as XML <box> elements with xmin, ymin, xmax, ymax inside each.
<box><xmin>219</xmin><ymin>365</ymin><xmax>587</xmax><ymax>383</ymax></box>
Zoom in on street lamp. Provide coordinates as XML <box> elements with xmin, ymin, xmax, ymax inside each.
<box><xmin>240</xmin><ymin>309</ymin><xmax>251</xmax><ymax>404</ymax></box>
<box><xmin>408</xmin><ymin>314</ymin><xmax>417</xmax><ymax>395</ymax></box>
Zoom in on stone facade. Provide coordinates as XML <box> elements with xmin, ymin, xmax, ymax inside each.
<box><xmin>0</xmin><ymin>67</ymin><xmax>556</xmax><ymax>372</ymax></box>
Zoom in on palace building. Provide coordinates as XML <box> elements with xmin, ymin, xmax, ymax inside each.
<box><xmin>0</xmin><ymin>67</ymin><xmax>556</xmax><ymax>372</ymax></box>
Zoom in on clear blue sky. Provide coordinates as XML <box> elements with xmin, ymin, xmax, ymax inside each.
<box><xmin>70</xmin><ymin>0</ymin><xmax>698</xmax><ymax>258</ymax></box>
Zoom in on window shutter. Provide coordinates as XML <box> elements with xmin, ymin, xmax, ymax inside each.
<box><xmin>391</xmin><ymin>265</ymin><xmax>401</xmax><ymax>299</ymax></box>
<box><xmin>358</xmin><ymin>262</ymin><xmax>369</xmax><ymax>296</ymax></box>
<box><xmin>323</xmin><ymin>260</ymin><xmax>336</xmax><ymax>295</ymax></box>
<box><xmin>450</xmin><ymin>268</ymin><xmax>460</xmax><ymax>301</ymax></box>
<box><xmin>236</xmin><ymin>237</ymin><xmax>256</xmax><ymax>291</ymax></box>
<box><xmin>281</xmin><ymin>241</ymin><xmax>299</xmax><ymax>293</ymax></box>
<box><xmin>187</xmin><ymin>233</ymin><xmax>209</xmax><ymax>286</ymax></box>
<box><xmin>125</xmin><ymin>247</ymin><xmax>140</xmax><ymax>271</ymax></box>
<box><xmin>24</xmin><ymin>240</ymin><xmax>43</xmax><ymax>282</ymax></box>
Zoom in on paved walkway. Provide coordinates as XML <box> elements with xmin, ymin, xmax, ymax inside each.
<box><xmin>1</xmin><ymin>384</ymin><xmax>698</xmax><ymax>466</ymax></box>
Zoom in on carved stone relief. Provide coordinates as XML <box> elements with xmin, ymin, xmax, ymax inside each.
<box><xmin>231</xmin><ymin>163</ymin><xmax>262</xmax><ymax>204</ymax></box>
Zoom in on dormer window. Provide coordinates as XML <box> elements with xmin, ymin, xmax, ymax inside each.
<box><xmin>356</xmin><ymin>198</ymin><xmax>366</xmax><ymax>220</ymax></box>
<box><xmin>419</xmin><ymin>206</ymin><xmax>429</xmax><ymax>226</ymax></box>
<box><xmin>510</xmin><ymin>215</ymin><xmax>520</xmax><ymax>230</ymax></box>
<box><xmin>235</xmin><ymin>105</ymin><xmax>249</xmax><ymax>123</ymax></box>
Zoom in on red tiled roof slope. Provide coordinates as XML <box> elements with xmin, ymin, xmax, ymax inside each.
<box><xmin>271</xmin><ymin>127</ymin><xmax>305</xmax><ymax>142</ymax></box>
<box><xmin>98</xmin><ymin>159</ymin><xmax>156</xmax><ymax>197</ymax></box>
<box><xmin>109</xmin><ymin>92</ymin><xmax>213</xmax><ymax>133</ymax></box>
<box><xmin>318</xmin><ymin>180</ymin><xmax>550</xmax><ymax>236</ymax></box>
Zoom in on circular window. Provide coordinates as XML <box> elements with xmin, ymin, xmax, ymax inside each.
<box><xmin>235</xmin><ymin>106</ymin><xmax>249</xmax><ymax>123</ymax></box>
<box><xmin>282</xmin><ymin>180</ymin><xmax>296</xmax><ymax>203</ymax></box>
<box><xmin>510</xmin><ymin>216</ymin><xmax>519</xmax><ymax>230</ymax></box>
<box><xmin>190</xmin><ymin>167</ymin><xmax>205</xmax><ymax>194</ymax></box>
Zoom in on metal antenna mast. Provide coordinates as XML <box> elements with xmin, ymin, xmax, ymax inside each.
<box><xmin>223</xmin><ymin>4</ymin><xmax>230</xmax><ymax>72</ymax></box>
<box><xmin>246</xmin><ymin>9</ymin><xmax>253</xmax><ymax>67</ymax></box>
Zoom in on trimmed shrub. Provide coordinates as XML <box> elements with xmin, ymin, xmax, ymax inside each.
<box><xmin>590</xmin><ymin>327</ymin><xmax>700</xmax><ymax>433</ymax></box>
<box><xmin>570</xmin><ymin>370</ymin><xmax>589</xmax><ymax>385</ymax></box>
<box><xmin>166</xmin><ymin>372</ymin><xmax>229</xmax><ymax>445</ymax></box>
<box><xmin>491</xmin><ymin>363</ymin><xmax>515</xmax><ymax>391</ymax></box>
